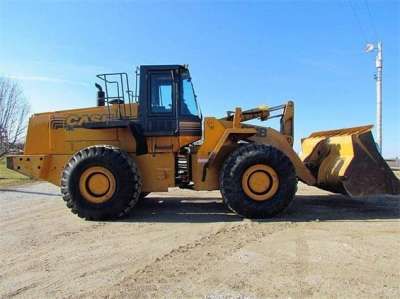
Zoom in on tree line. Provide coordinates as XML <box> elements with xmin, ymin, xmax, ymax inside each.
<box><xmin>0</xmin><ymin>78</ymin><xmax>30</xmax><ymax>157</ymax></box>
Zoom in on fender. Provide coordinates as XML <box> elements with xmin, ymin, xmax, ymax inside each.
<box><xmin>248</xmin><ymin>127</ymin><xmax>316</xmax><ymax>186</ymax></box>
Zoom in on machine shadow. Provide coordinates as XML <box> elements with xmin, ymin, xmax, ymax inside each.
<box><xmin>123</xmin><ymin>193</ymin><xmax>400</xmax><ymax>223</ymax></box>
<box><xmin>126</xmin><ymin>197</ymin><xmax>241</xmax><ymax>223</ymax></box>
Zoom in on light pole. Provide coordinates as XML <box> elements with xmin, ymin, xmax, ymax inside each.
<box><xmin>365</xmin><ymin>41</ymin><xmax>383</xmax><ymax>153</ymax></box>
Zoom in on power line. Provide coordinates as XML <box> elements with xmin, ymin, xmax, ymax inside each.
<box><xmin>363</xmin><ymin>0</ymin><xmax>379</xmax><ymax>41</ymax></box>
<box><xmin>347</xmin><ymin>0</ymin><xmax>369</xmax><ymax>42</ymax></box>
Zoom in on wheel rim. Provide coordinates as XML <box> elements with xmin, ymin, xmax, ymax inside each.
<box><xmin>241</xmin><ymin>164</ymin><xmax>279</xmax><ymax>201</ymax></box>
<box><xmin>79</xmin><ymin>166</ymin><xmax>116</xmax><ymax>204</ymax></box>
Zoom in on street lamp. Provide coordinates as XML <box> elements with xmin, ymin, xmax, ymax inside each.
<box><xmin>365</xmin><ymin>41</ymin><xmax>383</xmax><ymax>153</ymax></box>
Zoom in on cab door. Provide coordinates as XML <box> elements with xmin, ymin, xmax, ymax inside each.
<box><xmin>139</xmin><ymin>68</ymin><xmax>178</xmax><ymax>136</ymax></box>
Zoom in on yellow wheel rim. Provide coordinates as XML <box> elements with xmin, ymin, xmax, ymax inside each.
<box><xmin>79</xmin><ymin>166</ymin><xmax>116</xmax><ymax>204</ymax></box>
<box><xmin>242</xmin><ymin>164</ymin><xmax>279</xmax><ymax>201</ymax></box>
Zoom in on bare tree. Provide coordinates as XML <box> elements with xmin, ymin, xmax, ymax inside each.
<box><xmin>0</xmin><ymin>78</ymin><xmax>30</xmax><ymax>156</ymax></box>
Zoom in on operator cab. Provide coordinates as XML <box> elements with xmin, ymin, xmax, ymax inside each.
<box><xmin>138</xmin><ymin>65</ymin><xmax>202</xmax><ymax>137</ymax></box>
<box><xmin>95</xmin><ymin>65</ymin><xmax>202</xmax><ymax>138</ymax></box>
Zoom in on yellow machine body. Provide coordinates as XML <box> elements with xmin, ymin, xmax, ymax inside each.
<box><xmin>7</xmin><ymin>100</ymin><xmax>398</xmax><ymax>198</ymax></box>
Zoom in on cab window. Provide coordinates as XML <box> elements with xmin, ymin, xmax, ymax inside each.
<box><xmin>181</xmin><ymin>75</ymin><xmax>199</xmax><ymax>116</ymax></box>
<box><xmin>150</xmin><ymin>73</ymin><xmax>173</xmax><ymax>113</ymax></box>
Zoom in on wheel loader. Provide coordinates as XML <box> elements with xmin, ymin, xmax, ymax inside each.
<box><xmin>6</xmin><ymin>65</ymin><xmax>400</xmax><ymax>220</ymax></box>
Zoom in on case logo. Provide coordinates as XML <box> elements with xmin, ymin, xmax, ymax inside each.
<box><xmin>50</xmin><ymin>114</ymin><xmax>115</xmax><ymax>130</ymax></box>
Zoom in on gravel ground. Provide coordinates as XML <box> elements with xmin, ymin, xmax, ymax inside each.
<box><xmin>0</xmin><ymin>182</ymin><xmax>399</xmax><ymax>298</ymax></box>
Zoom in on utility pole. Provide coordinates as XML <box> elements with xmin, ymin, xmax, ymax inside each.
<box><xmin>365</xmin><ymin>41</ymin><xmax>383</xmax><ymax>153</ymax></box>
<box><xmin>375</xmin><ymin>42</ymin><xmax>383</xmax><ymax>153</ymax></box>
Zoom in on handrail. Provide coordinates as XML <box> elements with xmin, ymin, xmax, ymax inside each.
<box><xmin>96</xmin><ymin>71</ymin><xmax>138</xmax><ymax>121</ymax></box>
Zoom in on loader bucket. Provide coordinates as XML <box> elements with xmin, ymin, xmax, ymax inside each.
<box><xmin>300</xmin><ymin>125</ymin><xmax>400</xmax><ymax>197</ymax></box>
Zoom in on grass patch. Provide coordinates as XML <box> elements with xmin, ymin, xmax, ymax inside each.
<box><xmin>0</xmin><ymin>158</ymin><xmax>32</xmax><ymax>187</ymax></box>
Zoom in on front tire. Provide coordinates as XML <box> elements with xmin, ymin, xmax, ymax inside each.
<box><xmin>220</xmin><ymin>144</ymin><xmax>297</xmax><ymax>218</ymax></box>
<box><xmin>61</xmin><ymin>145</ymin><xmax>141</xmax><ymax>220</ymax></box>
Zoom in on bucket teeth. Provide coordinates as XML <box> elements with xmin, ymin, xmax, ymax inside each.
<box><xmin>301</xmin><ymin>125</ymin><xmax>400</xmax><ymax>197</ymax></box>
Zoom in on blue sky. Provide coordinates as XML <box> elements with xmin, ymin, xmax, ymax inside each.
<box><xmin>1</xmin><ymin>0</ymin><xmax>399</xmax><ymax>157</ymax></box>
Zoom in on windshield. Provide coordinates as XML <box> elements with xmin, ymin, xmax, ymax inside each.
<box><xmin>181</xmin><ymin>72</ymin><xmax>200</xmax><ymax>117</ymax></box>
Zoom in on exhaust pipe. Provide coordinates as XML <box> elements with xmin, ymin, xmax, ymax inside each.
<box><xmin>95</xmin><ymin>83</ymin><xmax>105</xmax><ymax>106</ymax></box>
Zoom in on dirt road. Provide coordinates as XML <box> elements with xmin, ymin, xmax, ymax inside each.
<box><xmin>0</xmin><ymin>182</ymin><xmax>399</xmax><ymax>298</ymax></box>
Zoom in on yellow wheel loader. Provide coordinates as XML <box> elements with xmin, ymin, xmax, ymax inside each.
<box><xmin>6</xmin><ymin>65</ymin><xmax>400</xmax><ymax>220</ymax></box>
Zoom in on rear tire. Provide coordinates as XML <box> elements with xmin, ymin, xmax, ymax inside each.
<box><xmin>61</xmin><ymin>145</ymin><xmax>141</xmax><ymax>220</ymax></box>
<box><xmin>220</xmin><ymin>144</ymin><xmax>297</xmax><ymax>218</ymax></box>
